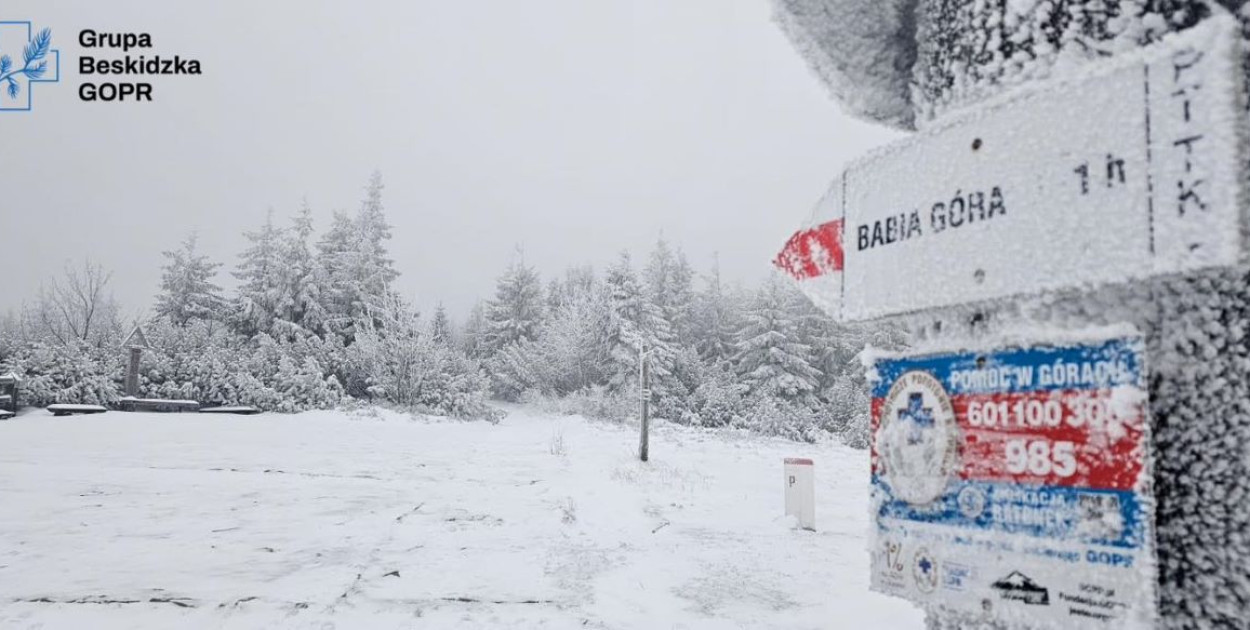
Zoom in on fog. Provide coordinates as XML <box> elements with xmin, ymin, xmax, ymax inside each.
<box><xmin>1</xmin><ymin>0</ymin><xmax>897</xmax><ymax>319</ymax></box>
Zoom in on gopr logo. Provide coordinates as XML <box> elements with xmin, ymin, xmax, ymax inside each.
<box><xmin>0</xmin><ymin>22</ymin><xmax>59</xmax><ymax>111</ymax></box>
<box><xmin>877</xmin><ymin>370</ymin><xmax>961</xmax><ymax>505</ymax></box>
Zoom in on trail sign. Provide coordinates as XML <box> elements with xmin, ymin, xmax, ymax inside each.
<box><xmin>870</xmin><ymin>334</ymin><xmax>1155</xmax><ymax>628</ymax></box>
<box><xmin>122</xmin><ymin>325</ymin><xmax>151</xmax><ymax>350</ymax></box>
<box><xmin>775</xmin><ymin>16</ymin><xmax>1246</xmax><ymax>322</ymax></box>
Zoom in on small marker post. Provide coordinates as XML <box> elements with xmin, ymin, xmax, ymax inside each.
<box><xmin>784</xmin><ymin>457</ymin><xmax>815</xmax><ymax>530</ymax></box>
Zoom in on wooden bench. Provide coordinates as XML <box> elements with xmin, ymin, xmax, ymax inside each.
<box><xmin>46</xmin><ymin>404</ymin><xmax>108</xmax><ymax>417</ymax></box>
<box><xmin>199</xmin><ymin>406</ymin><xmax>262</xmax><ymax>415</ymax></box>
<box><xmin>118</xmin><ymin>398</ymin><xmax>200</xmax><ymax>413</ymax></box>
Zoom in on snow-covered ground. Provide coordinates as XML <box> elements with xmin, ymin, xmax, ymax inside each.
<box><xmin>0</xmin><ymin>406</ymin><xmax>922</xmax><ymax>629</ymax></box>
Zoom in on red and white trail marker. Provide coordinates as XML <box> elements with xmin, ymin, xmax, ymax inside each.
<box><xmin>775</xmin><ymin>16</ymin><xmax>1247</xmax><ymax>323</ymax></box>
<box><xmin>784</xmin><ymin>457</ymin><xmax>815</xmax><ymax>531</ymax></box>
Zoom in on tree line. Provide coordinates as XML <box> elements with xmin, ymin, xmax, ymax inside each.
<box><xmin>0</xmin><ymin>172</ymin><xmax>897</xmax><ymax>444</ymax></box>
<box><xmin>463</xmin><ymin>240</ymin><xmax>899</xmax><ymax>443</ymax></box>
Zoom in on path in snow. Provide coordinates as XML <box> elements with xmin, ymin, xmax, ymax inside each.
<box><xmin>0</xmin><ymin>406</ymin><xmax>922</xmax><ymax>629</ymax></box>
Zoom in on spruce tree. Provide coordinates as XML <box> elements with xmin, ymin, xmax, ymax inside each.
<box><xmin>545</xmin><ymin>277</ymin><xmax>567</xmax><ymax>315</ymax></box>
<box><xmin>234</xmin><ymin>208</ymin><xmax>287</xmax><ymax>336</ymax></box>
<box><xmin>315</xmin><ymin>172</ymin><xmax>399</xmax><ymax>335</ymax></box>
<box><xmin>282</xmin><ymin>199</ymin><xmax>327</xmax><ymax>335</ymax></box>
<box><xmin>460</xmin><ymin>302</ymin><xmax>488</xmax><ymax>359</ymax></box>
<box><xmin>484</xmin><ymin>257</ymin><xmax>545</xmax><ymax>355</ymax></box>
<box><xmin>350</xmin><ymin>171</ymin><xmax>399</xmax><ymax>310</ymax></box>
<box><xmin>644</xmin><ymin>238</ymin><xmax>696</xmax><ymax>349</ymax></box>
<box><xmin>316</xmin><ymin>210</ymin><xmax>355</xmax><ymax>331</ymax></box>
<box><xmin>155</xmin><ymin>233</ymin><xmax>226</xmax><ymax>326</ymax></box>
<box><xmin>543</xmin><ymin>288</ymin><xmax>611</xmax><ymax>393</ymax></box>
<box><xmin>603</xmin><ymin>251</ymin><xmax>677</xmax><ymax>393</ymax></box>
<box><xmin>430</xmin><ymin>303</ymin><xmax>453</xmax><ymax>346</ymax></box>
<box><xmin>733</xmin><ymin>273</ymin><xmax>820</xmax><ymax>402</ymax></box>
<box><xmin>693</xmin><ymin>256</ymin><xmax>740</xmax><ymax>364</ymax></box>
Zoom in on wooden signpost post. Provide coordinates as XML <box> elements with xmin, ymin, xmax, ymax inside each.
<box><xmin>638</xmin><ymin>341</ymin><xmax>651</xmax><ymax>463</ymax></box>
<box><xmin>773</xmin><ymin>9</ymin><xmax>1250</xmax><ymax>629</ymax></box>
<box><xmin>121</xmin><ymin>325</ymin><xmax>151</xmax><ymax>398</ymax></box>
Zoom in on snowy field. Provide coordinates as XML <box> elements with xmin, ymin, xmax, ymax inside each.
<box><xmin>0</xmin><ymin>407</ymin><xmax>922</xmax><ymax>629</ymax></box>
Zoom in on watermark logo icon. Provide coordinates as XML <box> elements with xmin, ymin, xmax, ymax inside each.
<box><xmin>0</xmin><ymin>22</ymin><xmax>59</xmax><ymax>111</ymax></box>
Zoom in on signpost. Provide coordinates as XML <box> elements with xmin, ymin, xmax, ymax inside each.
<box><xmin>869</xmin><ymin>335</ymin><xmax>1154</xmax><ymax>628</ymax></box>
<box><xmin>121</xmin><ymin>325</ymin><xmax>151</xmax><ymax>398</ymax></box>
<box><xmin>776</xmin><ymin>17</ymin><xmax>1246</xmax><ymax>323</ymax></box>
<box><xmin>639</xmin><ymin>342</ymin><xmax>650</xmax><ymax>463</ymax></box>
<box><xmin>769</xmin><ymin>4</ymin><xmax>1250</xmax><ymax>628</ymax></box>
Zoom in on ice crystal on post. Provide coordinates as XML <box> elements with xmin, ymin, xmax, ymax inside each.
<box><xmin>770</xmin><ymin>0</ymin><xmax>1228</xmax><ymax>127</ymax></box>
<box><xmin>770</xmin><ymin>0</ymin><xmax>920</xmax><ymax>129</ymax></box>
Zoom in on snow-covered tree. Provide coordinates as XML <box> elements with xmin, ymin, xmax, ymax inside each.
<box><xmin>349</xmin><ymin>291</ymin><xmax>421</xmax><ymax>403</ymax></box>
<box><xmin>3</xmin><ymin>341</ymin><xmax>123</xmax><ymax>407</ymax></box>
<box><xmin>733</xmin><ymin>273</ymin><xmax>821</xmax><ymax>402</ymax></box>
<box><xmin>538</xmin><ymin>288</ymin><xmax>612</xmax><ymax>394</ymax></box>
<box><xmin>0</xmin><ymin>311</ymin><xmax>19</xmax><ymax>361</ymax></box>
<box><xmin>460</xmin><ymin>301</ymin><xmax>488</xmax><ymax>359</ymax></box>
<box><xmin>644</xmin><ymin>238</ymin><xmax>696</xmax><ymax>349</ymax></box>
<box><xmin>693</xmin><ymin>256</ymin><xmax>741</xmax><ymax>364</ymax></box>
<box><xmin>602</xmin><ymin>252</ymin><xmax>677</xmax><ymax>393</ymax></box>
<box><xmin>351</xmin><ymin>292</ymin><xmax>496</xmax><ymax>421</ymax></box>
<box><xmin>564</xmin><ymin>265</ymin><xmax>596</xmax><ymax>300</ymax></box>
<box><xmin>484</xmin><ymin>257</ymin><xmax>545</xmax><ymax>355</ymax></box>
<box><xmin>233</xmin><ymin>209</ymin><xmax>287</xmax><ymax>336</ymax></box>
<box><xmin>316</xmin><ymin>210</ymin><xmax>355</xmax><ymax>330</ymax></box>
<box><xmin>486</xmin><ymin>337</ymin><xmax>554</xmax><ymax>400</ymax></box>
<box><xmin>348</xmin><ymin>171</ymin><xmax>399</xmax><ymax>310</ymax></box>
<box><xmin>155</xmin><ymin>233</ymin><xmax>225</xmax><ymax>326</ymax></box>
<box><xmin>430</xmin><ymin>303</ymin><xmax>453</xmax><ymax>346</ymax></box>
<box><xmin>545</xmin><ymin>265</ymin><xmax>597</xmax><ymax>313</ymax></box>
<box><xmin>22</xmin><ymin>260</ymin><xmax>122</xmax><ymax>348</ymax></box>
<box><xmin>545</xmin><ymin>277</ymin><xmax>565</xmax><ymax>315</ymax></box>
<box><xmin>315</xmin><ymin>172</ymin><xmax>399</xmax><ymax>336</ymax></box>
<box><xmin>281</xmin><ymin>199</ymin><xmax>328</xmax><ymax>335</ymax></box>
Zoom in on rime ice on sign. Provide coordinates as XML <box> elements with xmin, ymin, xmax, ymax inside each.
<box><xmin>869</xmin><ymin>334</ymin><xmax>1156</xmax><ymax>629</ymax></box>
<box><xmin>775</xmin><ymin>16</ymin><xmax>1247</xmax><ymax>323</ymax></box>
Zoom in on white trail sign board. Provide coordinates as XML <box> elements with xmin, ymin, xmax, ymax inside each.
<box><xmin>775</xmin><ymin>16</ymin><xmax>1247</xmax><ymax>322</ymax></box>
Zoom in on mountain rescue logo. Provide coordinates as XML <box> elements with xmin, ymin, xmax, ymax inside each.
<box><xmin>876</xmin><ymin>370</ymin><xmax>960</xmax><ymax>505</ymax></box>
<box><xmin>0</xmin><ymin>22</ymin><xmax>58</xmax><ymax>111</ymax></box>
<box><xmin>912</xmin><ymin>547</ymin><xmax>939</xmax><ymax>594</ymax></box>
<box><xmin>991</xmin><ymin>571</ymin><xmax>1051</xmax><ymax>605</ymax></box>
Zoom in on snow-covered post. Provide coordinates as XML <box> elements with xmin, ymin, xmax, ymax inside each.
<box><xmin>639</xmin><ymin>341</ymin><xmax>651</xmax><ymax>462</ymax></box>
<box><xmin>770</xmin><ymin>1</ymin><xmax>1250</xmax><ymax>628</ymax></box>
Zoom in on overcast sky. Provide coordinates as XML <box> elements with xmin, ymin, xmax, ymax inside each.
<box><xmin>2</xmin><ymin>0</ymin><xmax>897</xmax><ymax>320</ymax></box>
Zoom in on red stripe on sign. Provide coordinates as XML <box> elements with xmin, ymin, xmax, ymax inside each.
<box><xmin>869</xmin><ymin>396</ymin><xmax>884</xmax><ymax>475</ymax></box>
<box><xmin>959</xmin><ymin>427</ymin><xmax>1143</xmax><ymax>490</ymax></box>
<box><xmin>774</xmin><ymin>220</ymin><xmax>844</xmax><ymax>280</ymax></box>
<box><xmin>870</xmin><ymin>389</ymin><xmax>1146</xmax><ymax>491</ymax></box>
<box><xmin>952</xmin><ymin>390</ymin><xmax>1145</xmax><ymax>491</ymax></box>
<box><xmin>785</xmin><ymin>458</ymin><xmax>814</xmax><ymax>466</ymax></box>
